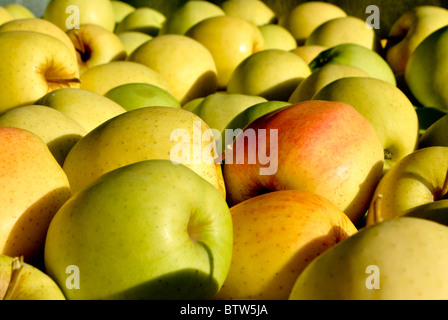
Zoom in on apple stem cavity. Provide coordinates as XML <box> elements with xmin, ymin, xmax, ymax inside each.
<box><xmin>2</xmin><ymin>256</ymin><xmax>24</xmax><ymax>300</ymax></box>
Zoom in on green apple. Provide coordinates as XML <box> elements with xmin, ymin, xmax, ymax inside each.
<box><xmin>62</xmin><ymin>106</ymin><xmax>226</xmax><ymax>197</ymax></box>
<box><xmin>114</xmin><ymin>7</ymin><xmax>166</xmax><ymax>36</ymax></box>
<box><xmin>182</xmin><ymin>97</ymin><xmax>205</xmax><ymax>113</ymax></box>
<box><xmin>290</xmin><ymin>44</ymin><xmax>328</xmax><ymax>64</ymax></box>
<box><xmin>258</xmin><ymin>24</ymin><xmax>297</xmax><ymax>51</ymax></box>
<box><xmin>216</xmin><ymin>190</ymin><xmax>357</xmax><ymax>300</ymax></box>
<box><xmin>110</xmin><ymin>0</ymin><xmax>135</xmax><ymax>25</ymax></box>
<box><xmin>0</xmin><ymin>30</ymin><xmax>80</xmax><ymax>113</ymax></box>
<box><xmin>366</xmin><ymin>146</ymin><xmax>448</xmax><ymax>225</ymax></box>
<box><xmin>0</xmin><ymin>105</ymin><xmax>87</xmax><ymax>166</ymax></box>
<box><xmin>5</xmin><ymin>4</ymin><xmax>35</xmax><ymax>19</ymax></box>
<box><xmin>44</xmin><ymin>159</ymin><xmax>233</xmax><ymax>300</ymax></box>
<box><xmin>309</xmin><ymin>43</ymin><xmax>397</xmax><ymax>86</ymax></box>
<box><xmin>0</xmin><ymin>127</ymin><xmax>71</xmax><ymax>265</ymax></box>
<box><xmin>419</xmin><ymin>112</ymin><xmax>448</xmax><ymax>147</ymax></box>
<box><xmin>79</xmin><ymin>60</ymin><xmax>172</xmax><ymax>96</ymax></box>
<box><xmin>186</xmin><ymin>15</ymin><xmax>265</xmax><ymax>89</ymax></box>
<box><xmin>305</xmin><ymin>16</ymin><xmax>382</xmax><ymax>52</ymax></box>
<box><xmin>220</xmin><ymin>0</ymin><xmax>276</xmax><ymax>26</ymax></box>
<box><xmin>288</xmin><ymin>64</ymin><xmax>370</xmax><ymax>103</ymax></box>
<box><xmin>281</xmin><ymin>1</ymin><xmax>346</xmax><ymax>45</ymax></box>
<box><xmin>313</xmin><ymin>77</ymin><xmax>419</xmax><ymax>172</ymax></box>
<box><xmin>129</xmin><ymin>34</ymin><xmax>218</xmax><ymax>105</ymax></box>
<box><xmin>227</xmin><ymin>49</ymin><xmax>311</xmax><ymax>101</ymax></box>
<box><xmin>116</xmin><ymin>31</ymin><xmax>152</xmax><ymax>56</ymax></box>
<box><xmin>385</xmin><ymin>5</ymin><xmax>448</xmax><ymax>75</ymax></box>
<box><xmin>0</xmin><ymin>255</ymin><xmax>65</xmax><ymax>300</ymax></box>
<box><xmin>67</xmin><ymin>24</ymin><xmax>127</xmax><ymax>74</ymax></box>
<box><xmin>43</xmin><ymin>0</ymin><xmax>116</xmax><ymax>32</ymax></box>
<box><xmin>289</xmin><ymin>217</ymin><xmax>448</xmax><ymax>299</ymax></box>
<box><xmin>162</xmin><ymin>0</ymin><xmax>225</xmax><ymax>35</ymax></box>
<box><xmin>223</xmin><ymin>100</ymin><xmax>384</xmax><ymax>223</ymax></box>
<box><xmin>36</xmin><ymin>88</ymin><xmax>126</xmax><ymax>133</ymax></box>
<box><xmin>0</xmin><ymin>6</ymin><xmax>14</xmax><ymax>25</ymax></box>
<box><xmin>405</xmin><ymin>25</ymin><xmax>448</xmax><ymax>110</ymax></box>
<box><xmin>104</xmin><ymin>83</ymin><xmax>181</xmax><ymax>111</ymax></box>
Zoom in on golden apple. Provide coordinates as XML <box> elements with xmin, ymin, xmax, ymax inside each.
<box><xmin>221</xmin><ymin>0</ymin><xmax>276</xmax><ymax>26</ymax></box>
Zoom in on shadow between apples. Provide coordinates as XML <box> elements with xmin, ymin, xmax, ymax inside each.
<box><xmin>47</xmin><ymin>133</ymin><xmax>84</xmax><ymax>167</ymax></box>
<box><xmin>180</xmin><ymin>70</ymin><xmax>219</xmax><ymax>106</ymax></box>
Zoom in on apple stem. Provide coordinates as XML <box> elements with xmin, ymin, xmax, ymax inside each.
<box><xmin>372</xmin><ymin>194</ymin><xmax>384</xmax><ymax>225</ymax></box>
<box><xmin>3</xmin><ymin>256</ymin><xmax>24</xmax><ymax>300</ymax></box>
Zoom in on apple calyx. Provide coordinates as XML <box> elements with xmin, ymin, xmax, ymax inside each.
<box><xmin>71</xmin><ymin>30</ymin><xmax>91</xmax><ymax>63</ymax></box>
<box><xmin>0</xmin><ymin>256</ymin><xmax>24</xmax><ymax>300</ymax></box>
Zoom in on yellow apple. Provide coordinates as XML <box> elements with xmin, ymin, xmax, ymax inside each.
<box><xmin>63</xmin><ymin>106</ymin><xmax>226</xmax><ymax>197</ymax></box>
<box><xmin>385</xmin><ymin>5</ymin><xmax>448</xmax><ymax>75</ymax></box>
<box><xmin>0</xmin><ymin>127</ymin><xmax>71</xmax><ymax>264</ymax></box>
<box><xmin>216</xmin><ymin>190</ymin><xmax>357</xmax><ymax>300</ymax></box>
<box><xmin>67</xmin><ymin>24</ymin><xmax>127</xmax><ymax>74</ymax></box>
<box><xmin>186</xmin><ymin>15</ymin><xmax>265</xmax><ymax>89</ymax></box>
<box><xmin>129</xmin><ymin>34</ymin><xmax>218</xmax><ymax>105</ymax></box>
<box><xmin>227</xmin><ymin>48</ymin><xmax>311</xmax><ymax>101</ymax></box>
<box><xmin>258</xmin><ymin>24</ymin><xmax>297</xmax><ymax>51</ymax></box>
<box><xmin>116</xmin><ymin>31</ymin><xmax>152</xmax><ymax>56</ymax></box>
<box><xmin>79</xmin><ymin>60</ymin><xmax>172</xmax><ymax>96</ymax></box>
<box><xmin>114</xmin><ymin>7</ymin><xmax>166</xmax><ymax>36</ymax></box>
<box><xmin>281</xmin><ymin>1</ymin><xmax>346</xmax><ymax>45</ymax></box>
<box><xmin>35</xmin><ymin>88</ymin><xmax>126</xmax><ymax>133</ymax></box>
<box><xmin>0</xmin><ymin>6</ymin><xmax>14</xmax><ymax>25</ymax></box>
<box><xmin>43</xmin><ymin>0</ymin><xmax>115</xmax><ymax>32</ymax></box>
<box><xmin>110</xmin><ymin>0</ymin><xmax>135</xmax><ymax>25</ymax></box>
<box><xmin>220</xmin><ymin>0</ymin><xmax>276</xmax><ymax>26</ymax></box>
<box><xmin>5</xmin><ymin>4</ymin><xmax>35</xmax><ymax>19</ymax></box>
<box><xmin>0</xmin><ymin>30</ymin><xmax>80</xmax><ymax>113</ymax></box>
<box><xmin>290</xmin><ymin>45</ymin><xmax>328</xmax><ymax>64</ymax></box>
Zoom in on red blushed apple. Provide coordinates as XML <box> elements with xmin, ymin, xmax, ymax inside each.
<box><xmin>222</xmin><ymin>100</ymin><xmax>384</xmax><ymax>223</ymax></box>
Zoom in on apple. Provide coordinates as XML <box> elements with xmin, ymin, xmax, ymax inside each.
<box><xmin>419</xmin><ymin>113</ymin><xmax>448</xmax><ymax>148</ymax></box>
<box><xmin>0</xmin><ymin>30</ymin><xmax>80</xmax><ymax>114</ymax></box>
<box><xmin>289</xmin><ymin>217</ymin><xmax>448</xmax><ymax>299</ymax></box>
<box><xmin>216</xmin><ymin>189</ymin><xmax>357</xmax><ymax>300</ymax></box>
<box><xmin>281</xmin><ymin>1</ymin><xmax>347</xmax><ymax>45</ymax></box>
<box><xmin>0</xmin><ymin>18</ymin><xmax>77</xmax><ymax>59</ymax></box>
<box><xmin>104</xmin><ymin>83</ymin><xmax>181</xmax><ymax>111</ymax></box>
<box><xmin>402</xmin><ymin>201</ymin><xmax>448</xmax><ymax>226</ymax></box>
<box><xmin>110</xmin><ymin>0</ymin><xmax>135</xmax><ymax>25</ymax></box>
<box><xmin>227</xmin><ymin>48</ymin><xmax>311</xmax><ymax>101</ymax></box>
<box><xmin>385</xmin><ymin>5</ymin><xmax>448</xmax><ymax>75</ymax></box>
<box><xmin>305</xmin><ymin>16</ymin><xmax>382</xmax><ymax>52</ymax></box>
<box><xmin>35</xmin><ymin>88</ymin><xmax>126</xmax><ymax>133</ymax></box>
<box><xmin>114</xmin><ymin>7</ymin><xmax>166</xmax><ymax>36</ymax></box>
<box><xmin>62</xmin><ymin>106</ymin><xmax>226</xmax><ymax>197</ymax></box>
<box><xmin>162</xmin><ymin>0</ymin><xmax>225</xmax><ymax>35</ymax></box>
<box><xmin>44</xmin><ymin>159</ymin><xmax>233</xmax><ymax>300</ymax></box>
<box><xmin>290</xmin><ymin>45</ymin><xmax>328</xmax><ymax>64</ymax></box>
<box><xmin>220</xmin><ymin>0</ymin><xmax>276</xmax><ymax>26</ymax></box>
<box><xmin>0</xmin><ymin>127</ymin><xmax>72</xmax><ymax>264</ymax></box>
<box><xmin>129</xmin><ymin>34</ymin><xmax>218</xmax><ymax>105</ymax></box>
<box><xmin>4</xmin><ymin>4</ymin><xmax>35</xmax><ymax>19</ymax></box>
<box><xmin>258</xmin><ymin>24</ymin><xmax>297</xmax><ymax>51</ymax></box>
<box><xmin>309</xmin><ymin>43</ymin><xmax>397</xmax><ymax>86</ymax></box>
<box><xmin>223</xmin><ymin>100</ymin><xmax>384</xmax><ymax>223</ymax></box>
<box><xmin>116</xmin><ymin>31</ymin><xmax>152</xmax><ymax>56</ymax></box>
<box><xmin>415</xmin><ymin>106</ymin><xmax>447</xmax><ymax>136</ymax></box>
<box><xmin>43</xmin><ymin>0</ymin><xmax>116</xmax><ymax>32</ymax></box>
<box><xmin>0</xmin><ymin>255</ymin><xmax>65</xmax><ymax>300</ymax></box>
<box><xmin>67</xmin><ymin>24</ymin><xmax>127</xmax><ymax>74</ymax></box>
<box><xmin>0</xmin><ymin>6</ymin><xmax>14</xmax><ymax>25</ymax></box>
<box><xmin>79</xmin><ymin>60</ymin><xmax>173</xmax><ymax>96</ymax></box>
<box><xmin>365</xmin><ymin>146</ymin><xmax>448</xmax><ymax>226</ymax></box>
<box><xmin>186</xmin><ymin>15</ymin><xmax>265</xmax><ymax>89</ymax></box>
<box><xmin>289</xmin><ymin>64</ymin><xmax>370</xmax><ymax>103</ymax></box>
<box><xmin>312</xmin><ymin>77</ymin><xmax>419</xmax><ymax>172</ymax></box>
<box><xmin>0</xmin><ymin>105</ymin><xmax>87</xmax><ymax>166</ymax></box>
<box><xmin>405</xmin><ymin>25</ymin><xmax>448</xmax><ymax>110</ymax></box>
<box><xmin>182</xmin><ymin>97</ymin><xmax>205</xmax><ymax>113</ymax></box>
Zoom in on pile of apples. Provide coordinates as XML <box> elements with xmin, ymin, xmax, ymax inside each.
<box><xmin>1</xmin><ymin>0</ymin><xmax>448</xmax><ymax>300</ymax></box>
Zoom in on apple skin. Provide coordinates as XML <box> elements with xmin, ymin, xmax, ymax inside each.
<box><xmin>0</xmin><ymin>30</ymin><xmax>80</xmax><ymax>113</ymax></box>
<box><xmin>259</xmin><ymin>24</ymin><xmax>297</xmax><ymax>51</ymax></box>
<box><xmin>0</xmin><ymin>6</ymin><xmax>14</xmax><ymax>25</ymax></box>
<box><xmin>186</xmin><ymin>15</ymin><xmax>265</xmax><ymax>89</ymax></box>
<box><xmin>289</xmin><ymin>217</ymin><xmax>448</xmax><ymax>300</ymax></box>
<box><xmin>309</xmin><ymin>43</ymin><xmax>396</xmax><ymax>86</ymax></box>
<box><xmin>223</xmin><ymin>100</ymin><xmax>384</xmax><ymax>224</ymax></box>
<box><xmin>402</xmin><ymin>200</ymin><xmax>448</xmax><ymax>226</ymax></box>
<box><xmin>290</xmin><ymin>45</ymin><xmax>328</xmax><ymax>64</ymax></box>
<box><xmin>221</xmin><ymin>0</ymin><xmax>276</xmax><ymax>26</ymax></box>
<box><xmin>405</xmin><ymin>25</ymin><xmax>448</xmax><ymax>110</ymax></box>
<box><xmin>313</xmin><ymin>77</ymin><xmax>419</xmax><ymax>173</ymax></box>
<box><xmin>226</xmin><ymin>49</ymin><xmax>311</xmax><ymax>101</ymax></box>
<box><xmin>110</xmin><ymin>0</ymin><xmax>135</xmax><ymax>25</ymax></box>
<box><xmin>104</xmin><ymin>83</ymin><xmax>181</xmax><ymax>111</ymax></box>
<box><xmin>385</xmin><ymin>5</ymin><xmax>448</xmax><ymax>75</ymax></box>
<box><xmin>43</xmin><ymin>0</ymin><xmax>116</xmax><ymax>32</ymax></box>
<box><xmin>114</xmin><ymin>7</ymin><xmax>166</xmax><ymax>36</ymax></box>
<box><xmin>0</xmin><ymin>255</ymin><xmax>65</xmax><ymax>300</ymax></box>
<box><xmin>62</xmin><ymin>106</ymin><xmax>226</xmax><ymax>197</ymax></box>
<box><xmin>215</xmin><ymin>190</ymin><xmax>357</xmax><ymax>300</ymax></box>
<box><xmin>0</xmin><ymin>127</ymin><xmax>72</xmax><ymax>265</ymax></box>
<box><xmin>5</xmin><ymin>4</ymin><xmax>35</xmax><ymax>19</ymax></box>
<box><xmin>116</xmin><ymin>31</ymin><xmax>152</xmax><ymax>56</ymax></box>
<box><xmin>129</xmin><ymin>34</ymin><xmax>218</xmax><ymax>105</ymax></box>
<box><xmin>366</xmin><ymin>146</ymin><xmax>448</xmax><ymax>226</ymax></box>
<box><xmin>419</xmin><ymin>113</ymin><xmax>448</xmax><ymax>148</ymax></box>
<box><xmin>44</xmin><ymin>159</ymin><xmax>233</xmax><ymax>300</ymax></box>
